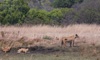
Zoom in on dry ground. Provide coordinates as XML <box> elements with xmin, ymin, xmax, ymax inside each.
<box><xmin>0</xmin><ymin>24</ymin><xmax>100</xmax><ymax>60</ymax></box>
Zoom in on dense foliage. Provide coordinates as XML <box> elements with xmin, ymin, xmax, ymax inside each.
<box><xmin>51</xmin><ymin>0</ymin><xmax>83</xmax><ymax>8</ymax></box>
<box><xmin>0</xmin><ymin>0</ymin><xmax>30</xmax><ymax>25</ymax></box>
<box><xmin>25</xmin><ymin>8</ymin><xmax>70</xmax><ymax>25</ymax></box>
<box><xmin>0</xmin><ymin>0</ymin><xmax>100</xmax><ymax>25</ymax></box>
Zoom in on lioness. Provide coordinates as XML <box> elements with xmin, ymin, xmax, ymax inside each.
<box><xmin>1</xmin><ymin>46</ymin><xmax>11</xmax><ymax>53</ymax></box>
<box><xmin>17</xmin><ymin>48</ymin><xmax>29</xmax><ymax>53</ymax></box>
<box><xmin>61</xmin><ymin>34</ymin><xmax>79</xmax><ymax>48</ymax></box>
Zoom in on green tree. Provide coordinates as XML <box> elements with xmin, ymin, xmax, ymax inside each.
<box><xmin>51</xmin><ymin>0</ymin><xmax>83</xmax><ymax>8</ymax></box>
<box><xmin>26</xmin><ymin>8</ymin><xmax>54</xmax><ymax>25</ymax></box>
<box><xmin>48</xmin><ymin>9</ymin><xmax>63</xmax><ymax>25</ymax></box>
<box><xmin>74</xmin><ymin>0</ymin><xmax>100</xmax><ymax>24</ymax></box>
<box><xmin>75</xmin><ymin>9</ymin><xmax>100</xmax><ymax>24</ymax></box>
<box><xmin>0</xmin><ymin>0</ymin><xmax>30</xmax><ymax>25</ymax></box>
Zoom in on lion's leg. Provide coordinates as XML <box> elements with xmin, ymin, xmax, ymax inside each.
<box><xmin>63</xmin><ymin>40</ymin><xmax>66</xmax><ymax>48</ymax></box>
<box><xmin>73</xmin><ymin>40</ymin><xmax>75</xmax><ymax>47</ymax></box>
<box><xmin>65</xmin><ymin>41</ymin><xmax>67</xmax><ymax>47</ymax></box>
<box><xmin>70</xmin><ymin>41</ymin><xmax>72</xmax><ymax>47</ymax></box>
<box><xmin>72</xmin><ymin>40</ymin><xmax>74</xmax><ymax>47</ymax></box>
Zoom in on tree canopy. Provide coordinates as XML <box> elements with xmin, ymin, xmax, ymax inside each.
<box><xmin>0</xmin><ymin>0</ymin><xmax>100</xmax><ymax>25</ymax></box>
<box><xmin>51</xmin><ymin>0</ymin><xmax>83</xmax><ymax>8</ymax></box>
<box><xmin>0</xmin><ymin>0</ymin><xmax>30</xmax><ymax>24</ymax></box>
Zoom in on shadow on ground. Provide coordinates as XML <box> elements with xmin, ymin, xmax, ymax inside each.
<box><xmin>1</xmin><ymin>46</ymin><xmax>81</xmax><ymax>54</ymax></box>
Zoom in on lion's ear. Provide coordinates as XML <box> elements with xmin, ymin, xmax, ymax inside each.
<box><xmin>75</xmin><ymin>34</ymin><xmax>78</xmax><ymax>36</ymax></box>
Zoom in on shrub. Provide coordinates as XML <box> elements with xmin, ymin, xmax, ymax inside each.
<box><xmin>26</xmin><ymin>8</ymin><xmax>54</xmax><ymax>25</ymax></box>
<box><xmin>74</xmin><ymin>0</ymin><xmax>100</xmax><ymax>24</ymax></box>
<box><xmin>0</xmin><ymin>0</ymin><xmax>30</xmax><ymax>25</ymax></box>
<box><xmin>51</xmin><ymin>0</ymin><xmax>84</xmax><ymax>8</ymax></box>
<box><xmin>43</xmin><ymin>35</ymin><xmax>52</xmax><ymax>40</ymax></box>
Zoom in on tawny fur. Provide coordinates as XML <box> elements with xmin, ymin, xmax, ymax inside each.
<box><xmin>61</xmin><ymin>34</ymin><xmax>79</xmax><ymax>48</ymax></box>
<box><xmin>1</xmin><ymin>46</ymin><xmax>11</xmax><ymax>53</ymax></box>
<box><xmin>17</xmin><ymin>48</ymin><xmax>29</xmax><ymax>53</ymax></box>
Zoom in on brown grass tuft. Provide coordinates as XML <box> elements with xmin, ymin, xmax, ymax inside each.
<box><xmin>97</xmin><ymin>58</ymin><xmax>100</xmax><ymax>60</ymax></box>
<box><xmin>56</xmin><ymin>53</ymin><xmax>59</xmax><ymax>57</ymax></box>
<box><xmin>1</xmin><ymin>31</ymin><xmax>5</xmax><ymax>37</ymax></box>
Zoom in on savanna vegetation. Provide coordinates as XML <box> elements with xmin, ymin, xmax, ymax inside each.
<box><xmin>0</xmin><ymin>0</ymin><xmax>100</xmax><ymax>25</ymax></box>
<box><xmin>0</xmin><ymin>24</ymin><xmax>100</xmax><ymax>60</ymax></box>
<box><xmin>0</xmin><ymin>0</ymin><xmax>100</xmax><ymax>60</ymax></box>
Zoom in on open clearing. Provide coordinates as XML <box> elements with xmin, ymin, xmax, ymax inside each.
<box><xmin>0</xmin><ymin>45</ymin><xmax>100</xmax><ymax>60</ymax></box>
<box><xmin>0</xmin><ymin>52</ymin><xmax>99</xmax><ymax>60</ymax></box>
<box><xmin>0</xmin><ymin>46</ymin><xmax>100</xmax><ymax>60</ymax></box>
<box><xmin>0</xmin><ymin>24</ymin><xmax>100</xmax><ymax>60</ymax></box>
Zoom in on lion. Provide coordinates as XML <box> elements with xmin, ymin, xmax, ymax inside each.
<box><xmin>61</xmin><ymin>34</ymin><xmax>79</xmax><ymax>48</ymax></box>
<box><xmin>1</xmin><ymin>46</ymin><xmax>11</xmax><ymax>53</ymax></box>
<box><xmin>17</xmin><ymin>48</ymin><xmax>29</xmax><ymax>53</ymax></box>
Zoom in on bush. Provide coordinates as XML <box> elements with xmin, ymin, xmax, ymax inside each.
<box><xmin>26</xmin><ymin>8</ymin><xmax>54</xmax><ymax>25</ymax></box>
<box><xmin>1</xmin><ymin>0</ymin><xmax>100</xmax><ymax>25</ymax></box>
<box><xmin>0</xmin><ymin>0</ymin><xmax>30</xmax><ymax>25</ymax></box>
<box><xmin>43</xmin><ymin>35</ymin><xmax>52</xmax><ymax>40</ymax></box>
<box><xmin>73</xmin><ymin>0</ymin><xmax>100</xmax><ymax>24</ymax></box>
<box><xmin>51</xmin><ymin>0</ymin><xmax>83</xmax><ymax>8</ymax></box>
<box><xmin>48</xmin><ymin>9</ymin><xmax>63</xmax><ymax>25</ymax></box>
<box><xmin>60</xmin><ymin>0</ymin><xmax>100</xmax><ymax>25</ymax></box>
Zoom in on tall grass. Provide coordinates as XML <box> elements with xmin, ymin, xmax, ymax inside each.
<box><xmin>0</xmin><ymin>24</ymin><xmax>100</xmax><ymax>60</ymax></box>
<box><xmin>0</xmin><ymin>24</ymin><xmax>100</xmax><ymax>47</ymax></box>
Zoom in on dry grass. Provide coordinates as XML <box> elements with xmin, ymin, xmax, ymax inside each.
<box><xmin>0</xmin><ymin>24</ymin><xmax>100</xmax><ymax>43</ymax></box>
<box><xmin>0</xmin><ymin>24</ymin><xmax>100</xmax><ymax>59</ymax></box>
<box><xmin>0</xmin><ymin>24</ymin><xmax>100</xmax><ymax>48</ymax></box>
<box><xmin>0</xmin><ymin>24</ymin><xmax>100</xmax><ymax>47</ymax></box>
